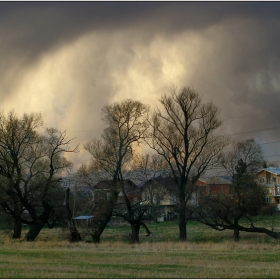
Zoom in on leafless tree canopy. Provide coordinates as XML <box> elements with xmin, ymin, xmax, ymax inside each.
<box><xmin>221</xmin><ymin>138</ymin><xmax>264</xmax><ymax>175</ymax></box>
<box><xmin>149</xmin><ymin>87</ymin><xmax>228</xmax><ymax>182</ymax></box>
<box><xmin>80</xmin><ymin>99</ymin><xmax>150</xmax><ymax>243</ymax></box>
<box><xmin>147</xmin><ymin>87</ymin><xmax>229</xmax><ymax>241</ymax></box>
<box><xmin>84</xmin><ymin>99</ymin><xmax>150</xmax><ymax>180</ymax></box>
<box><xmin>196</xmin><ymin>139</ymin><xmax>275</xmax><ymax>242</ymax></box>
<box><xmin>0</xmin><ymin>111</ymin><xmax>77</xmax><ymax>241</ymax></box>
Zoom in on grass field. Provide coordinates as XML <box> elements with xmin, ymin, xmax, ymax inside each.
<box><xmin>0</xmin><ymin>219</ymin><xmax>280</xmax><ymax>278</ymax></box>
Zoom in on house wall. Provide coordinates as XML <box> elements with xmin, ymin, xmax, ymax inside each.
<box><xmin>256</xmin><ymin>170</ymin><xmax>280</xmax><ymax>204</ymax></box>
<box><xmin>161</xmin><ymin>192</ymin><xmax>176</xmax><ymax>205</ymax></box>
<box><xmin>257</xmin><ymin>170</ymin><xmax>280</xmax><ymax>185</ymax></box>
<box><xmin>208</xmin><ymin>184</ymin><xmax>229</xmax><ymax>195</ymax></box>
<box><xmin>257</xmin><ymin>170</ymin><xmax>266</xmax><ymax>182</ymax></box>
<box><xmin>141</xmin><ymin>185</ymin><xmax>175</xmax><ymax>206</ymax></box>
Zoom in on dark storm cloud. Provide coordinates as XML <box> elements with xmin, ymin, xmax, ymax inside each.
<box><xmin>1</xmin><ymin>1</ymin><xmax>280</xmax><ymax>102</ymax></box>
<box><xmin>1</xmin><ymin>2</ymin><xmax>280</xmax><ymax>165</ymax></box>
<box><xmin>1</xmin><ymin>2</ymin><xmax>160</xmax><ymax>56</ymax></box>
<box><xmin>0</xmin><ymin>2</ymin><xmax>175</xmax><ymax>98</ymax></box>
<box><xmin>2</xmin><ymin>2</ymin><xmax>280</xmax><ymax>60</ymax></box>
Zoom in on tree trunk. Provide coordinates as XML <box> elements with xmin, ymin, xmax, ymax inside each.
<box><xmin>12</xmin><ymin>218</ymin><xmax>22</xmax><ymax>239</ymax></box>
<box><xmin>25</xmin><ymin>219</ymin><xmax>45</xmax><ymax>241</ymax></box>
<box><xmin>178</xmin><ymin>195</ymin><xmax>187</xmax><ymax>241</ymax></box>
<box><xmin>238</xmin><ymin>225</ymin><xmax>280</xmax><ymax>240</ymax></box>
<box><xmin>178</xmin><ymin>211</ymin><xmax>187</xmax><ymax>241</ymax></box>
<box><xmin>12</xmin><ymin>202</ymin><xmax>22</xmax><ymax>239</ymax></box>
<box><xmin>130</xmin><ymin>223</ymin><xmax>140</xmax><ymax>244</ymax></box>
<box><xmin>91</xmin><ymin>232</ymin><xmax>101</xmax><ymax>243</ymax></box>
<box><xmin>233</xmin><ymin>226</ymin><xmax>240</xmax><ymax>242</ymax></box>
<box><xmin>68</xmin><ymin>222</ymin><xmax>81</xmax><ymax>242</ymax></box>
<box><xmin>25</xmin><ymin>203</ymin><xmax>52</xmax><ymax>241</ymax></box>
<box><xmin>91</xmin><ymin>212</ymin><xmax>113</xmax><ymax>243</ymax></box>
<box><xmin>91</xmin><ymin>189</ymin><xmax>119</xmax><ymax>243</ymax></box>
<box><xmin>65</xmin><ymin>188</ymin><xmax>81</xmax><ymax>242</ymax></box>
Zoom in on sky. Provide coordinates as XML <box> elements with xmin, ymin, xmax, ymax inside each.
<box><xmin>1</xmin><ymin>2</ymin><xmax>280</xmax><ymax>171</ymax></box>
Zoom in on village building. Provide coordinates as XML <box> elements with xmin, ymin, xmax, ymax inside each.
<box><xmin>256</xmin><ymin>167</ymin><xmax>280</xmax><ymax>208</ymax></box>
<box><xmin>76</xmin><ymin>167</ymin><xmax>280</xmax><ymax>224</ymax></box>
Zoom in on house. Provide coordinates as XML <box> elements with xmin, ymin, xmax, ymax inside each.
<box><xmin>140</xmin><ymin>176</ymin><xmax>209</xmax><ymax>221</ymax></box>
<box><xmin>72</xmin><ymin>179</ymin><xmax>140</xmax><ymax>225</ymax></box>
<box><xmin>141</xmin><ymin>176</ymin><xmax>178</xmax><ymax>221</ymax></box>
<box><xmin>87</xmin><ymin>179</ymin><xmax>141</xmax><ymax>224</ymax></box>
<box><xmin>93</xmin><ymin>179</ymin><xmax>140</xmax><ymax>205</ymax></box>
<box><xmin>206</xmin><ymin>176</ymin><xmax>232</xmax><ymax>196</ymax></box>
<box><xmin>195</xmin><ymin>178</ymin><xmax>208</xmax><ymax>195</ymax></box>
<box><xmin>88</xmin><ymin>174</ymin><xmax>234</xmax><ymax>222</ymax></box>
<box><xmin>256</xmin><ymin>167</ymin><xmax>280</xmax><ymax>206</ymax></box>
<box><xmin>195</xmin><ymin>176</ymin><xmax>232</xmax><ymax>198</ymax></box>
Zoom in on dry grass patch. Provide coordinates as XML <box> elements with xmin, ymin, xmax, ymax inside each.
<box><xmin>0</xmin><ymin>240</ymin><xmax>280</xmax><ymax>278</ymax></box>
<box><xmin>1</xmin><ymin>219</ymin><xmax>280</xmax><ymax>278</ymax></box>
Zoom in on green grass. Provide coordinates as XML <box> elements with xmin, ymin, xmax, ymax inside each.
<box><xmin>0</xmin><ymin>240</ymin><xmax>280</xmax><ymax>278</ymax></box>
<box><xmin>0</xmin><ymin>218</ymin><xmax>280</xmax><ymax>278</ymax></box>
<box><xmin>101</xmin><ymin>217</ymin><xmax>280</xmax><ymax>244</ymax></box>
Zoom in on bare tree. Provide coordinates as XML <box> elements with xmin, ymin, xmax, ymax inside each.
<box><xmin>25</xmin><ymin>128</ymin><xmax>77</xmax><ymax>241</ymax></box>
<box><xmin>0</xmin><ymin>111</ymin><xmax>43</xmax><ymax>238</ymax></box>
<box><xmin>221</xmin><ymin>138</ymin><xmax>264</xmax><ymax>176</ymax></box>
<box><xmin>220</xmin><ymin>138</ymin><xmax>265</xmax><ymax>241</ymax></box>
<box><xmin>147</xmin><ymin>87</ymin><xmax>228</xmax><ymax>241</ymax></box>
<box><xmin>0</xmin><ymin>111</ymin><xmax>77</xmax><ymax>241</ymax></box>
<box><xmin>196</xmin><ymin>138</ymin><xmax>280</xmax><ymax>242</ymax></box>
<box><xmin>81</xmin><ymin>99</ymin><xmax>150</xmax><ymax>243</ymax></box>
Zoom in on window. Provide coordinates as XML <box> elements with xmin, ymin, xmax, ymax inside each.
<box><xmin>106</xmin><ymin>192</ymin><xmax>111</xmax><ymax>201</ymax></box>
<box><xmin>259</xmin><ymin>177</ymin><xmax>265</xmax><ymax>183</ymax></box>
<box><xmin>265</xmin><ymin>197</ymin><xmax>271</xmax><ymax>203</ymax></box>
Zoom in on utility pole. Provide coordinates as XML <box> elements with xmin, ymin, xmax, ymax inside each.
<box><xmin>73</xmin><ymin>183</ymin><xmax>76</xmax><ymax>219</ymax></box>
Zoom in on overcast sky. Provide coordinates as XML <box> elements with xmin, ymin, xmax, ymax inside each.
<box><xmin>2</xmin><ymin>2</ymin><xmax>280</xmax><ymax>169</ymax></box>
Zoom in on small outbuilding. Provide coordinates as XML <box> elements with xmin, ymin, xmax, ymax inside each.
<box><xmin>73</xmin><ymin>215</ymin><xmax>94</xmax><ymax>227</ymax></box>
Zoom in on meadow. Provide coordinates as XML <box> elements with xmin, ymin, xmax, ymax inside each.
<box><xmin>0</xmin><ymin>219</ymin><xmax>280</xmax><ymax>278</ymax></box>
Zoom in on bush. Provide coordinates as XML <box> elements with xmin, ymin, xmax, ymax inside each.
<box><xmin>259</xmin><ymin>204</ymin><xmax>277</xmax><ymax>216</ymax></box>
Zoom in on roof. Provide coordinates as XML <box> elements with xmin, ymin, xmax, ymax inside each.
<box><xmin>94</xmin><ymin>179</ymin><xmax>139</xmax><ymax>191</ymax></box>
<box><xmin>258</xmin><ymin>167</ymin><xmax>280</xmax><ymax>176</ymax></box>
<box><xmin>73</xmin><ymin>215</ymin><xmax>94</xmax><ymax>220</ymax></box>
<box><xmin>141</xmin><ymin>176</ymin><xmax>178</xmax><ymax>193</ymax></box>
<box><xmin>196</xmin><ymin>179</ymin><xmax>207</xmax><ymax>185</ymax></box>
<box><xmin>217</xmin><ymin>175</ymin><xmax>233</xmax><ymax>182</ymax></box>
<box><xmin>207</xmin><ymin>176</ymin><xmax>232</xmax><ymax>185</ymax></box>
